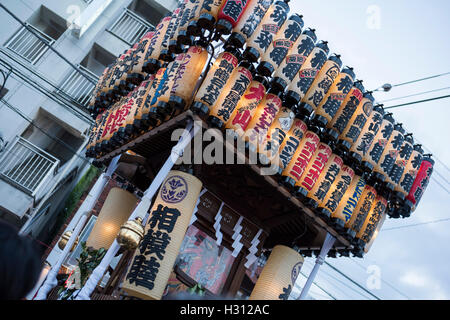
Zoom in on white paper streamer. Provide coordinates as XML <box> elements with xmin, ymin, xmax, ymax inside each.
<box><xmin>214</xmin><ymin>202</ymin><xmax>225</xmax><ymax>245</ymax></box>
<box><xmin>189</xmin><ymin>188</ymin><xmax>208</xmax><ymax>226</ymax></box>
<box><xmin>244</xmin><ymin>229</ymin><xmax>263</xmax><ymax>268</ymax></box>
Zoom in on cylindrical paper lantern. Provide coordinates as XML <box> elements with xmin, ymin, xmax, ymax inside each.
<box><xmin>300</xmin><ymin>54</ymin><xmax>342</xmax><ymax>112</ymax></box>
<box><xmin>159</xmin><ymin>8</ymin><xmax>182</xmax><ymax>60</ymax></box>
<box><xmin>216</xmin><ymin>0</ymin><xmax>253</xmax><ymax>35</ymax></box>
<box><xmin>271</xmin><ymin>28</ymin><xmax>317</xmax><ymax>92</ymax></box>
<box><xmin>225</xmin><ymin>75</ymin><xmax>269</xmax><ymax>136</ymax></box>
<box><xmin>284</xmin><ymin>41</ymin><xmax>330</xmax><ymax>107</ymax></box>
<box><xmin>318</xmin><ymin>165</ymin><xmax>355</xmax><ymax>218</ymax></box>
<box><xmin>122</xmin><ymin>170</ymin><xmax>203</xmax><ymax>300</ymax></box>
<box><xmin>281</xmin><ymin>128</ymin><xmax>321</xmax><ymax>189</ymax></box>
<box><xmin>86</xmin><ymin>188</ymin><xmax>138</xmax><ymax>250</ymax></box>
<box><xmin>348</xmin><ymin>104</ymin><xmax>384</xmax><ymax>170</ymax></box>
<box><xmin>307</xmin><ymin>153</ymin><xmax>343</xmax><ymax>208</ymax></box>
<box><xmin>126</xmin><ymin>31</ymin><xmax>156</xmax><ymax>84</ymax></box>
<box><xmin>259</xmin><ymin>106</ymin><xmax>295</xmax><ymax>163</ymax></box>
<box><xmin>344</xmin><ymin>183</ymin><xmax>377</xmax><ymax>233</ymax></box>
<box><xmin>143</xmin><ymin>15</ymin><xmax>173</xmax><ymax>73</ymax></box>
<box><xmin>374</xmin><ymin>123</ymin><xmax>405</xmax><ymax>180</ymax></box>
<box><xmin>274</xmin><ymin>117</ymin><xmax>308</xmax><ymax>176</ymax></box>
<box><xmin>229</xmin><ymin>0</ymin><xmax>273</xmax><ymax>48</ymax></box>
<box><xmin>356</xmin><ymin>194</ymin><xmax>387</xmax><ymax>243</ymax></box>
<box><xmin>243</xmin><ymin>90</ymin><xmax>283</xmax><ymax>153</ymax></box>
<box><xmin>135</xmin><ymin>66</ymin><xmax>167</xmax><ymax>130</ymax></box>
<box><xmin>394</xmin><ymin>144</ymin><xmax>424</xmax><ymax>198</ymax></box>
<box><xmin>169</xmin><ymin>43</ymin><xmax>209</xmax><ymax>112</ymax></box>
<box><xmin>243</xmin><ymin>0</ymin><xmax>290</xmax><ymax>62</ymax></box>
<box><xmin>313</xmin><ymin>67</ymin><xmax>356</xmax><ymax>125</ymax></box>
<box><xmin>387</xmin><ymin>133</ymin><xmax>414</xmax><ymax>186</ymax></box>
<box><xmin>197</xmin><ymin>0</ymin><xmax>226</xmax><ymax>31</ymax></box>
<box><xmin>406</xmin><ymin>155</ymin><xmax>434</xmax><ymax>213</ymax></box>
<box><xmin>362</xmin><ymin>112</ymin><xmax>395</xmax><ymax>169</ymax></box>
<box><xmin>328</xmin><ymin>81</ymin><xmax>365</xmax><ymax>135</ymax></box>
<box><xmin>192</xmin><ymin>47</ymin><xmax>240</xmax><ymax>117</ymax></box>
<box><xmin>249</xmin><ymin>245</ymin><xmax>304</xmax><ymax>300</ymax></box>
<box><xmin>331</xmin><ymin>175</ymin><xmax>366</xmax><ymax>225</ymax></box>
<box><xmin>257</xmin><ymin>14</ymin><xmax>304</xmax><ymax>77</ymax></box>
<box><xmin>295</xmin><ymin>139</ymin><xmax>333</xmax><ymax>199</ymax></box>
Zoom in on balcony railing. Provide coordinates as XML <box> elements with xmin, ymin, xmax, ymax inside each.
<box><xmin>57</xmin><ymin>64</ymin><xmax>99</xmax><ymax>107</ymax></box>
<box><xmin>4</xmin><ymin>23</ymin><xmax>55</xmax><ymax>65</ymax></box>
<box><xmin>108</xmin><ymin>9</ymin><xmax>155</xmax><ymax>45</ymax></box>
<box><xmin>0</xmin><ymin>136</ymin><xmax>59</xmax><ymax>196</ymax></box>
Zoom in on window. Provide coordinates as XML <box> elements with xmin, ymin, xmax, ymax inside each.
<box><xmin>4</xmin><ymin>6</ymin><xmax>67</xmax><ymax>64</ymax></box>
<box><xmin>66</xmin><ymin>215</ymin><xmax>98</xmax><ymax>266</ymax></box>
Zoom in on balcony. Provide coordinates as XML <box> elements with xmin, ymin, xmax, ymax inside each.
<box><xmin>57</xmin><ymin>64</ymin><xmax>99</xmax><ymax>108</ymax></box>
<box><xmin>4</xmin><ymin>23</ymin><xmax>55</xmax><ymax>65</ymax></box>
<box><xmin>0</xmin><ymin>136</ymin><xmax>59</xmax><ymax>197</ymax></box>
<box><xmin>108</xmin><ymin>9</ymin><xmax>155</xmax><ymax>45</ymax></box>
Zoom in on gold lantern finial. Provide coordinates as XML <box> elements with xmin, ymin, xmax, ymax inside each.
<box><xmin>117</xmin><ymin>217</ymin><xmax>145</xmax><ymax>250</ymax></box>
<box><xmin>58</xmin><ymin>230</ymin><xmax>79</xmax><ymax>252</ymax></box>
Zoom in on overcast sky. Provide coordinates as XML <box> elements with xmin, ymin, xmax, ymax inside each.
<box><xmin>288</xmin><ymin>0</ymin><xmax>450</xmax><ymax>300</ymax></box>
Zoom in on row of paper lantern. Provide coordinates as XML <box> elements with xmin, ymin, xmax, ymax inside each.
<box><xmin>76</xmin><ymin>170</ymin><xmax>305</xmax><ymax>300</ymax></box>
<box><xmin>85</xmin><ymin>0</ymin><xmax>434</xmax><ymax>248</ymax></box>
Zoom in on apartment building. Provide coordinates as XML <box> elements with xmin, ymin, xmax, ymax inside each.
<box><xmin>0</xmin><ymin>0</ymin><xmax>177</xmax><ymax>250</ymax></box>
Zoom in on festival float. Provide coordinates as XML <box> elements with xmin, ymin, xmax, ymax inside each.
<box><xmin>36</xmin><ymin>0</ymin><xmax>434</xmax><ymax>301</ymax></box>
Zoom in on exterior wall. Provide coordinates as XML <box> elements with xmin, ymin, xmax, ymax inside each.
<box><xmin>0</xmin><ymin>0</ymin><xmax>174</xmax><ymax>235</ymax></box>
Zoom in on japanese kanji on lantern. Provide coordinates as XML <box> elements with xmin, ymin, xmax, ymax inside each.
<box><xmin>299</xmin><ymin>53</ymin><xmax>342</xmax><ymax>115</ymax></box>
<box><xmin>284</xmin><ymin>40</ymin><xmax>330</xmax><ymax>107</ymax></box>
<box><xmin>273</xmin><ymin>116</ymin><xmax>308</xmax><ymax>177</ymax></box>
<box><xmin>169</xmin><ymin>41</ymin><xmax>209</xmax><ymax>113</ymax></box>
<box><xmin>143</xmin><ymin>14</ymin><xmax>173</xmax><ymax>74</ymax></box>
<box><xmin>191</xmin><ymin>45</ymin><xmax>240</xmax><ymax>118</ymax></box>
<box><xmin>86</xmin><ymin>188</ymin><xmax>138</xmax><ymax>250</ymax></box>
<box><xmin>403</xmin><ymin>155</ymin><xmax>434</xmax><ymax>217</ymax></box>
<box><xmin>135</xmin><ymin>66</ymin><xmax>168</xmax><ymax>130</ymax></box>
<box><xmin>126</xmin><ymin>31</ymin><xmax>156</xmax><ymax>85</ymax></box>
<box><xmin>225</xmin><ymin>75</ymin><xmax>269</xmax><ymax>137</ymax></box>
<box><xmin>312</xmin><ymin>66</ymin><xmax>356</xmax><ymax>127</ymax></box>
<box><xmin>348</xmin><ymin>104</ymin><xmax>384</xmax><ymax>174</ymax></box>
<box><xmin>243</xmin><ymin>87</ymin><xmax>282</xmax><ymax>153</ymax></box>
<box><xmin>243</xmin><ymin>0</ymin><xmax>290</xmax><ymax>62</ymax></box>
<box><xmin>295</xmin><ymin>128</ymin><xmax>337</xmax><ymax>200</ymax></box>
<box><xmin>257</xmin><ymin>13</ymin><xmax>304</xmax><ymax>77</ymax></box>
<box><xmin>317</xmin><ymin>164</ymin><xmax>355</xmax><ymax>229</ymax></box>
<box><xmin>259</xmin><ymin>106</ymin><xmax>296</xmax><ymax>164</ymax></box>
<box><xmin>344</xmin><ymin>174</ymin><xmax>380</xmax><ymax>238</ymax></box>
<box><xmin>176</xmin><ymin>0</ymin><xmax>200</xmax><ymax>46</ymax></box>
<box><xmin>207</xmin><ymin>60</ymin><xmax>254</xmax><ymax>129</ymax></box>
<box><xmin>353</xmin><ymin>193</ymin><xmax>387</xmax><ymax>256</ymax></box>
<box><xmin>271</xmin><ymin>28</ymin><xmax>317</xmax><ymax>92</ymax></box>
<box><xmin>281</xmin><ymin>122</ymin><xmax>321</xmax><ymax>190</ymax></box>
<box><xmin>122</xmin><ymin>170</ymin><xmax>203</xmax><ymax>300</ymax></box>
<box><xmin>331</xmin><ymin>173</ymin><xmax>366</xmax><ymax>236</ymax></box>
<box><xmin>216</xmin><ymin>0</ymin><xmax>253</xmax><ymax>36</ymax></box>
<box><xmin>228</xmin><ymin>0</ymin><xmax>273</xmax><ymax>48</ymax></box>
<box><xmin>159</xmin><ymin>8</ymin><xmax>181</xmax><ymax>61</ymax></box>
<box><xmin>249</xmin><ymin>245</ymin><xmax>303</xmax><ymax>300</ymax></box>
<box><xmin>390</xmin><ymin>144</ymin><xmax>424</xmax><ymax>216</ymax></box>
<box><xmin>196</xmin><ymin>0</ymin><xmax>226</xmax><ymax>32</ymax></box>
<box><xmin>336</xmin><ymin>92</ymin><xmax>375</xmax><ymax>165</ymax></box>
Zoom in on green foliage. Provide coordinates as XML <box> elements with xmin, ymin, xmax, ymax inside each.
<box><xmin>76</xmin><ymin>242</ymin><xmax>106</xmax><ymax>287</ymax></box>
<box><xmin>187</xmin><ymin>284</ymin><xmax>206</xmax><ymax>297</ymax></box>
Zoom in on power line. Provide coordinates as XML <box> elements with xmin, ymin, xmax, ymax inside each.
<box><xmin>431</xmin><ymin>176</ymin><xmax>450</xmax><ymax>195</ymax></box>
<box><xmin>298</xmin><ymin>270</ymin><xmax>337</xmax><ymax>300</ymax></box>
<box><xmin>319</xmin><ymin>267</ymin><xmax>373</xmax><ymax>300</ymax></box>
<box><xmin>349</xmin><ymin>259</ymin><xmax>412</xmax><ymax>300</ymax></box>
<box><xmin>380</xmin><ymin>87</ymin><xmax>450</xmax><ymax>103</ymax></box>
<box><xmin>384</xmin><ymin>94</ymin><xmax>450</xmax><ymax>110</ymax></box>
<box><xmin>392</xmin><ymin>71</ymin><xmax>450</xmax><ymax>88</ymax></box>
<box><xmin>382</xmin><ymin>217</ymin><xmax>450</xmax><ymax>232</ymax></box>
<box><xmin>324</xmin><ymin>261</ymin><xmax>381</xmax><ymax>300</ymax></box>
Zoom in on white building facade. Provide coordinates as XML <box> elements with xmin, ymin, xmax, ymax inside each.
<box><xmin>0</xmin><ymin>0</ymin><xmax>177</xmax><ymax>247</ymax></box>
